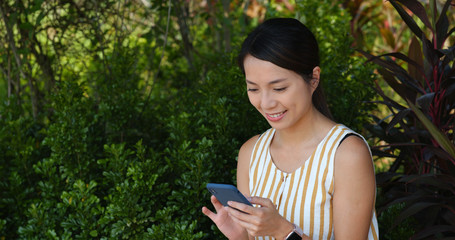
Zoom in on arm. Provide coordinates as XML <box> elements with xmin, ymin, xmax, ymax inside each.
<box><xmin>236</xmin><ymin>135</ymin><xmax>258</xmax><ymax>240</ymax></box>
<box><xmin>236</xmin><ymin>135</ymin><xmax>258</xmax><ymax>198</ymax></box>
<box><xmin>333</xmin><ymin>136</ymin><xmax>376</xmax><ymax>239</ymax></box>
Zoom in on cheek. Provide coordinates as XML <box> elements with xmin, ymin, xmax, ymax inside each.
<box><xmin>247</xmin><ymin>94</ymin><xmax>261</xmax><ymax>109</ymax></box>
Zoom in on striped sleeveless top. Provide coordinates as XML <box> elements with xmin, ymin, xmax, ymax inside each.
<box><xmin>248</xmin><ymin>124</ymin><xmax>379</xmax><ymax>240</ymax></box>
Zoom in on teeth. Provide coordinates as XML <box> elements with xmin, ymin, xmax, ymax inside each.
<box><xmin>269</xmin><ymin>112</ymin><xmax>284</xmax><ymax>118</ymax></box>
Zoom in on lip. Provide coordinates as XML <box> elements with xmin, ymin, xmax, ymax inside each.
<box><xmin>265</xmin><ymin>110</ymin><xmax>287</xmax><ymax>122</ymax></box>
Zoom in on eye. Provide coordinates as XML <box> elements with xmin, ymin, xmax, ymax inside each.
<box><xmin>247</xmin><ymin>88</ymin><xmax>258</xmax><ymax>92</ymax></box>
<box><xmin>274</xmin><ymin>87</ymin><xmax>287</xmax><ymax>92</ymax></box>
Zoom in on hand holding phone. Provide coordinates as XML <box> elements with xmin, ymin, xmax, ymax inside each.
<box><xmin>203</xmin><ymin>183</ymin><xmax>252</xmax><ymax>239</ymax></box>
<box><xmin>206</xmin><ymin>183</ymin><xmax>252</xmax><ymax>208</ymax></box>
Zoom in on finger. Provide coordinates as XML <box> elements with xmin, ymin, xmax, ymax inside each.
<box><xmin>211</xmin><ymin>195</ymin><xmax>225</xmax><ymax>211</ymax></box>
<box><xmin>226</xmin><ymin>203</ymin><xmax>257</xmax><ymax>223</ymax></box>
<box><xmin>249</xmin><ymin>196</ymin><xmax>275</xmax><ymax>208</ymax></box>
<box><xmin>202</xmin><ymin>206</ymin><xmax>217</xmax><ymax>221</ymax></box>
<box><xmin>228</xmin><ymin>211</ymin><xmax>260</xmax><ymax>236</ymax></box>
<box><xmin>227</xmin><ymin>201</ymin><xmax>254</xmax><ymax>214</ymax></box>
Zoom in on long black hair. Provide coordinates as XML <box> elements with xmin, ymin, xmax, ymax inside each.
<box><xmin>238</xmin><ymin>18</ymin><xmax>333</xmax><ymax>120</ymax></box>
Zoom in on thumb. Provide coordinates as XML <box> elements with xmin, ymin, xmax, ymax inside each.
<box><xmin>249</xmin><ymin>196</ymin><xmax>275</xmax><ymax>208</ymax></box>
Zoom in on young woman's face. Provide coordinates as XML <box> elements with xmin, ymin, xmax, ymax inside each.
<box><xmin>244</xmin><ymin>55</ymin><xmax>317</xmax><ymax>130</ymax></box>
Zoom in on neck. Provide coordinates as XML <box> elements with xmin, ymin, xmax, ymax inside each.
<box><xmin>274</xmin><ymin>106</ymin><xmax>334</xmax><ymax>147</ymax></box>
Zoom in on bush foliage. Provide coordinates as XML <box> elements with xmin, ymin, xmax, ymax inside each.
<box><xmin>0</xmin><ymin>0</ymin><xmax>377</xmax><ymax>239</ymax></box>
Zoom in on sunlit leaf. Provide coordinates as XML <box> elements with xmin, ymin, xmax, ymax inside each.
<box><xmin>386</xmin><ymin>108</ymin><xmax>411</xmax><ymax>134</ymax></box>
<box><xmin>407</xmin><ymin>100</ymin><xmax>455</xmax><ymax>159</ymax></box>
<box><xmin>436</xmin><ymin>0</ymin><xmax>453</xmax><ymax>48</ymax></box>
<box><xmin>371</xmin><ymin>148</ymin><xmax>397</xmax><ymax>158</ymax></box>
<box><xmin>35</xmin><ymin>11</ymin><xmax>46</xmax><ymax>26</ymax></box>
<box><xmin>408</xmin><ymin>36</ymin><xmax>424</xmax><ymax>85</ymax></box>
<box><xmin>395</xmin><ymin>0</ymin><xmax>433</xmax><ymax>31</ymax></box>
<box><xmin>373</xmin><ymin>79</ymin><xmax>407</xmax><ymax>110</ymax></box>
<box><xmin>358</xmin><ymin>50</ymin><xmax>424</xmax><ymax>95</ymax></box>
<box><xmin>379</xmin><ymin>52</ymin><xmax>422</xmax><ymax>73</ymax></box>
<box><xmin>380</xmin><ymin>27</ymin><xmax>396</xmax><ymax>48</ymax></box>
<box><xmin>446</xmin><ymin>26</ymin><xmax>455</xmax><ymax>43</ymax></box>
<box><xmin>389</xmin><ymin>0</ymin><xmax>425</xmax><ymax>40</ymax></box>
<box><xmin>377</xmin><ymin>68</ymin><xmax>415</xmax><ymax>102</ymax></box>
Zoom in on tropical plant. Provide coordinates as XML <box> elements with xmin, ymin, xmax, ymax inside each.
<box><xmin>345</xmin><ymin>0</ymin><xmax>416</xmax><ymax>54</ymax></box>
<box><xmin>359</xmin><ymin>0</ymin><xmax>455</xmax><ymax>239</ymax></box>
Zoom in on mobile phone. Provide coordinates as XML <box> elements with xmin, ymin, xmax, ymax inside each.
<box><xmin>206</xmin><ymin>183</ymin><xmax>252</xmax><ymax>207</ymax></box>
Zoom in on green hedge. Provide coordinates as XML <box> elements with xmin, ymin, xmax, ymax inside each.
<box><xmin>0</xmin><ymin>2</ymin><xmax>377</xmax><ymax>239</ymax></box>
<box><xmin>0</xmin><ymin>52</ymin><xmax>269</xmax><ymax>239</ymax></box>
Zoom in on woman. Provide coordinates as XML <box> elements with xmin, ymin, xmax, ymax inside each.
<box><xmin>202</xmin><ymin>18</ymin><xmax>378</xmax><ymax>240</ymax></box>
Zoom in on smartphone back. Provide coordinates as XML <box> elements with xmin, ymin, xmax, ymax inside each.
<box><xmin>206</xmin><ymin>183</ymin><xmax>252</xmax><ymax>207</ymax></box>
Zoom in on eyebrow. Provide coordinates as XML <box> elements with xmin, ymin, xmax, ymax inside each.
<box><xmin>245</xmin><ymin>79</ymin><xmax>287</xmax><ymax>85</ymax></box>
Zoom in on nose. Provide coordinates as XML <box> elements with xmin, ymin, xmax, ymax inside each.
<box><xmin>260</xmin><ymin>91</ymin><xmax>277</xmax><ymax>110</ymax></box>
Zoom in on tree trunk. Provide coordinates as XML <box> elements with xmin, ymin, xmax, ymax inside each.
<box><xmin>0</xmin><ymin>2</ymin><xmax>38</xmax><ymax>118</ymax></box>
<box><xmin>30</xmin><ymin>34</ymin><xmax>56</xmax><ymax>95</ymax></box>
<box><xmin>174</xmin><ymin>0</ymin><xmax>195</xmax><ymax>74</ymax></box>
<box><xmin>221</xmin><ymin>0</ymin><xmax>231</xmax><ymax>52</ymax></box>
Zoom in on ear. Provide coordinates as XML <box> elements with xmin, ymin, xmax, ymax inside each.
<box><xmin>310</xmin><ymin>66</ymin><xmax>321</xmax><ymax>93</ymax></box>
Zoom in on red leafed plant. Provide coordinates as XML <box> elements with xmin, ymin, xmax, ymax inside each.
<box><xmin>359</xmin><ymin>0</ymin><xmax>455</xmax><ymax>239</ymax></box>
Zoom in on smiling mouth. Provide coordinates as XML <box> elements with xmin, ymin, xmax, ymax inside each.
<box><xmin>269</xmin><ymin>112</ymin><xmax>285</xmax><ymax>118</ymax></box>
<box><xmin>266</xmin><ymin>110</ymin><xmax>287</xmax><ymax>121</ymax></box>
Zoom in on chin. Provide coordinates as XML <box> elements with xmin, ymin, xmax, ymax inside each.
<box><xmin>267</xmin><ymin>121</ymin><xmax>287</xmax><ymax>130</ymax></box>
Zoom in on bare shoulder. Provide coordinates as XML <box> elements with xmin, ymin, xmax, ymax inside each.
<box><xmin>237</xmin><ymin>134</ymin><xmax>260</xmax><ymax>171</ymax></box>
<box><xmin>334</xmin><ymin>134</ymin><xmax>375</xmax><ymax>186</ymax></box>
<box><xmin>335</xmin><ymin>134</ymin><xmax>372</xmax><ymax>167</ymax></box>
<box><xmin>237</xmin><ymin>134</ymin><xmax>260</xmax><ymax>196</ymax></box>
<box><xmin>239</xmin><ymin>135</ymin><xmax>260</xmax><ymax>160</ymax></box>
<box><xmin>333</xmin><ymin>134</ymin><xmax>375</xmax><ymax>196</ymax></box>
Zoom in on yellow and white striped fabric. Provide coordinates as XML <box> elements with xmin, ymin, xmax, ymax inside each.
<box><xmin>249</xmin><ymin>124</ymin><xmax>379</xmax><ymax>240</ymax></box>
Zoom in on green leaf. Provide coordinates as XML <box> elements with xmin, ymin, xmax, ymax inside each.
<box><xmin>8</xmin><ymin>12</ymin><xmax>18</xmax><ymax>26</ymax></box>
<box><xmin>19</xmin><ymin>22</ymin><xmax>34</xmax><ymax>31</ymax></box>
<box><xmin>407</xmin><ymin>100</ymin><xmax>455</xmax><ymax>159</ymax></box>
<box><xmin>90</xmin><ymin>230</ymin><xmax>98</xmax><ymax>237</ymax></box>
<box><xmin>35</xmin><ymin>11</ymin><xmax>46</xmax><ymax>28</ymax></box>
